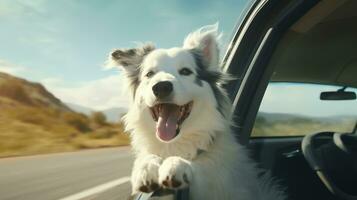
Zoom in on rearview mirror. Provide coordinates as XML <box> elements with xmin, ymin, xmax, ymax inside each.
<box><xmin>320</xmin><ymin>88</ymin><xmax>356</xmax><ymax>101</ymax></box>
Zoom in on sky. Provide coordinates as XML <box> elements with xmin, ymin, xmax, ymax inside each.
<box><xmin>0</xmin><ymin>0</ymin><xmax>356</xmax><ymax>119</ymax></box>
<box><xmin>260</xmin><ymin>83</ymin><xmax>357</xmax><ymax>117</ymax></box>
<box><xmin>0</xmin><ymin>0</ymin><xmax>249</xmax><ymax>110</ymax></box>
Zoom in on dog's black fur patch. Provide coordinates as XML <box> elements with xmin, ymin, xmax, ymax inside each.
<box><xmin>111</xmin><ymin>44</ymin><xmax>155</xmax><ymax>99</ymax></box>
<box><xmin>194</xmin><ymin>77</ymin><xmax>203</xmax><ymax>87</ymax></box>
<box><xmin>190</xmin><ymin>50</ymin><xmax>230</xmax><ymax>119</ymax></box>
<box><xmin>127</xmin><ymin>67</ymin><xmax>141</xmax><ymax>99</ymax></box>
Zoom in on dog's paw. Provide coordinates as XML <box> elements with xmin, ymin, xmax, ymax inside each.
<box><xmin>158</xmin><ymin>156</ymin><xmax>192</xmax><ymax>190</ymax></box>
<box><xmin>131</xmin><ymin>154</ymin><xmax>163</xmax><ymax>194</ymax></box>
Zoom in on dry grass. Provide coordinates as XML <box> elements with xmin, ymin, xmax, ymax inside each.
<box><xmin>0</xmin><ymin>81</ymin><xmax>33</xmax><ymax>105</ymax></box>
<box><xmin>0</xmin><ymin>97</ymin><xmax>130</xmax><ymax>158</ymax></box>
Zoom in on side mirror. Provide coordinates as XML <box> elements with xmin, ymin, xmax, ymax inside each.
<box><xmin>320</xmin><ymin>87</ymin><xmax>356</xmax><ymax>101</ymax></box>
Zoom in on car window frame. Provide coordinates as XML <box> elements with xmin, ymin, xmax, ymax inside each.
<box><xmin>223</xmin><ymin>0</ymin><xmax>320</xmax><ymax>144</ymax></box>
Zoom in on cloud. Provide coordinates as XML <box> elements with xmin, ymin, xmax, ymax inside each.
<box><xmin>18</xmin><ymin>35</ymin><xmax>57</xmax><ymax>45</ymax></box>
<box><xmin>41</xmin><ymin>74</ymin><xmax>129</xmax><ymax>110</ymax></box>
<box><xmin>0</xmin><ymin>0</ymin><xmax>47</xmax><ymax>17</ymax></box>
<box><xmin>0</xmin><ymin>58</ymin><xmax>129</xmax><ymax>110</ymax></box>
<box><xmin>0</xmin><ymin>59</ymin><xmax>26</xmax><ymax>75</ymax></box>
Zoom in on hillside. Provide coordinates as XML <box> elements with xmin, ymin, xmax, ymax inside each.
<box><xmin>0</xmin><ymin>72</ymin><xmax>129</xmax><ymax>157</ymax></box>
<box><xmin>0</xmin><ymin>72</ymin><xmax>71</xmax><ymax>111</ymax></box>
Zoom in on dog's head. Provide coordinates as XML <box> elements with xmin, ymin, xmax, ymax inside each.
<box><xmin>109</xmin><ymin>24</ymin><xmax>230</xmax><ymax>144</ymax></box>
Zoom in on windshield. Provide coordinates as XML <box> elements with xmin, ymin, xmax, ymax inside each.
<box><xmin>0</xmin><ymin>1</ymin><xmax>251</xmax><ymax>199</ymax></box>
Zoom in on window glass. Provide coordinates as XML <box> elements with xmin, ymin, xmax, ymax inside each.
<box><xmin>252</xmin><ymin>83</ymin><xmax>357</xmax><ymax>137</ymax></box>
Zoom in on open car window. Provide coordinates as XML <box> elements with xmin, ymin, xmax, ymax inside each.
<box><xmin>249</xmin><ymin>0</ymin><xmax>357</xmax><ymax>138</ymax></box>
<box><xmin>252</xmin><ymin>82</ymin><xmax>357</xmax><ymax>137</ymax></box>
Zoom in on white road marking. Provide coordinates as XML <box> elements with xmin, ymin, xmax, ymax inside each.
<box><xmin>58</xmin><ymin>176</ymin><xmax>131</xmax><ymax>200</ymax></box>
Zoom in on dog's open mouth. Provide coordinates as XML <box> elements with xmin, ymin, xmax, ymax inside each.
<box><xmin>150</xmin><ymin>101</ymin><xmax>193</xmax><ymax>142</ymax></box>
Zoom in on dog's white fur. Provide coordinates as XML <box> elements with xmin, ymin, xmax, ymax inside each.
<box><xmin>109</xmin><ymin>24</ymin><xmax>286</xmax><ymax>200</ymax></box>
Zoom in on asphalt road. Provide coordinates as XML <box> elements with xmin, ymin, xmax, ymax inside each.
<box><xmin>0</xmin><ymin>147</ymin><xmax>134</xmax><ymax>200</ymax></box>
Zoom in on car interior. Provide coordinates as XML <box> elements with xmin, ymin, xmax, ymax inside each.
<box><xmin>248</xmin><ymin>0</ymin><xmax>357</xmax><ymax>200</ymax></box>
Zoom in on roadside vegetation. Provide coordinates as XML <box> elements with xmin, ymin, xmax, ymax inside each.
<box><xmin>0</xmin><ymin>73</ymin><xmax>130</xmax><ymax>158</ymax></box>
<box><xmin>0</xmin><ymin>99</ymin><xmax>130</xmax><ymax>157</ymax></box>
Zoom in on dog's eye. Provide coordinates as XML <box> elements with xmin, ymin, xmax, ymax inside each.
<box><xmin>179</xmin><ymin>68</ymin><xmax>193</xmax><ymax>76</ymax></box>
<box><xmin>145</xmin><ymin>71</ymin><xmax>155</xmax><ymax>78</ymax></box>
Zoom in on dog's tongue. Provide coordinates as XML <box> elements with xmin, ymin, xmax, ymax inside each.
<box><xmin>156</xmin><ymin>104</ymin><xmax>180</xmax><ymax>142</ymax></box>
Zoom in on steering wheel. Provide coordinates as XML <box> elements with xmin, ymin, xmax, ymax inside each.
<box><xmin>302</xmin><ymin>132</ymin><xmax>357</xmax><ymax>200</ymax></box>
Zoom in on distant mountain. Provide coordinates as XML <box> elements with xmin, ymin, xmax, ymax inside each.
<box><xmin>66</xmin><ymin>102</ymin><xmax>127</xmax><ymax>122</ymax></box>
<box><xmin>101</xmin><ymin>107</ymin><xmax>128</xmax><ymax>122</ymax></box>
<box><xmin>257</xmin><ymin>112</ymin><xmax>356</xmax><ymax>123</ymax></box>
<box><xmin>257</xmin><ymin>112</ymin><xmax>306</xmax><ymax>122</ymax></box>
<box><xmin>66</xmin><ymin>102</ymin><xmax>93</xmax><ymax>115</ymax></box>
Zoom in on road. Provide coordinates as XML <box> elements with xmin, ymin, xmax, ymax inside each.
<box><xmin>0</xmin><ymin>147</ymin><xmax>134</xmax><ymax>200</ymax></box>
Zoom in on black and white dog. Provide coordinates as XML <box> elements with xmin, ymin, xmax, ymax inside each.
<box><xmin>108</xmin><ymin>25</ymin><xmax>285</xmax><ymax>200</ymax></box>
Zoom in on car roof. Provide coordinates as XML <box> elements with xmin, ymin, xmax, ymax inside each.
<box><xmin>268</xmin><ymin>0</ymin><xmax>357</xmax><ymax>88</ymax></box>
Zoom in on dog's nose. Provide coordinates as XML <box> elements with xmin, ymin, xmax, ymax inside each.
<box><xmin>152</xmin><ymin>81</ymin><xmax>173</xmax><ymax>99</ymax></box>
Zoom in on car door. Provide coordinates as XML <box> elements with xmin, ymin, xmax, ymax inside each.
<box><xmin>225</xmin><ymin>0</ymin><xmax>357</xmax><ymax>200</ymax></box>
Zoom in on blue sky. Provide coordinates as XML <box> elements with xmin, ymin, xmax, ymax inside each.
<box><xmin>0</xmin><ymin>0</ymin><xmax>248</xmax><ymax>109</ymax></box>
<box><xmin>0</xmin><ymin>0</ymin><xmax>356</xmax><ymax>119</ymax></box>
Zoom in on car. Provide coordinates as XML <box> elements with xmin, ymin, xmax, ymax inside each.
<box><xmin>135</xmin><ymin>0</ymin><xmax>357</xmax><ymax>199</ymax></box>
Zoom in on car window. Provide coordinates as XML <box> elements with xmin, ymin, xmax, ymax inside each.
<box><xmin>252</xmin><ymin>82</ymin><xmax>357</xmax><ymax>137</ymax></box>
<box><xmin>250</xmin><ymin>0</ymin><xmax>357</xmax><ymax>138</ymax></box>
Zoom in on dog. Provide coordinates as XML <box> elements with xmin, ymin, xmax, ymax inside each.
<box><xmin>108</xmin><ymin>24</ymin><xmax>286</xmax><ymax>200</ymax></box>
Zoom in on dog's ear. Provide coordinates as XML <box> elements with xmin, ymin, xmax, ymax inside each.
<box><xmin>108</xmin><ymin>43</ymin><xmax>155</xmax><ymax>72</ymax></box>
<box><xmin>183</xmin><ymin>24</ymin><xmax>220</xmax><ymax>70</ymax></box>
